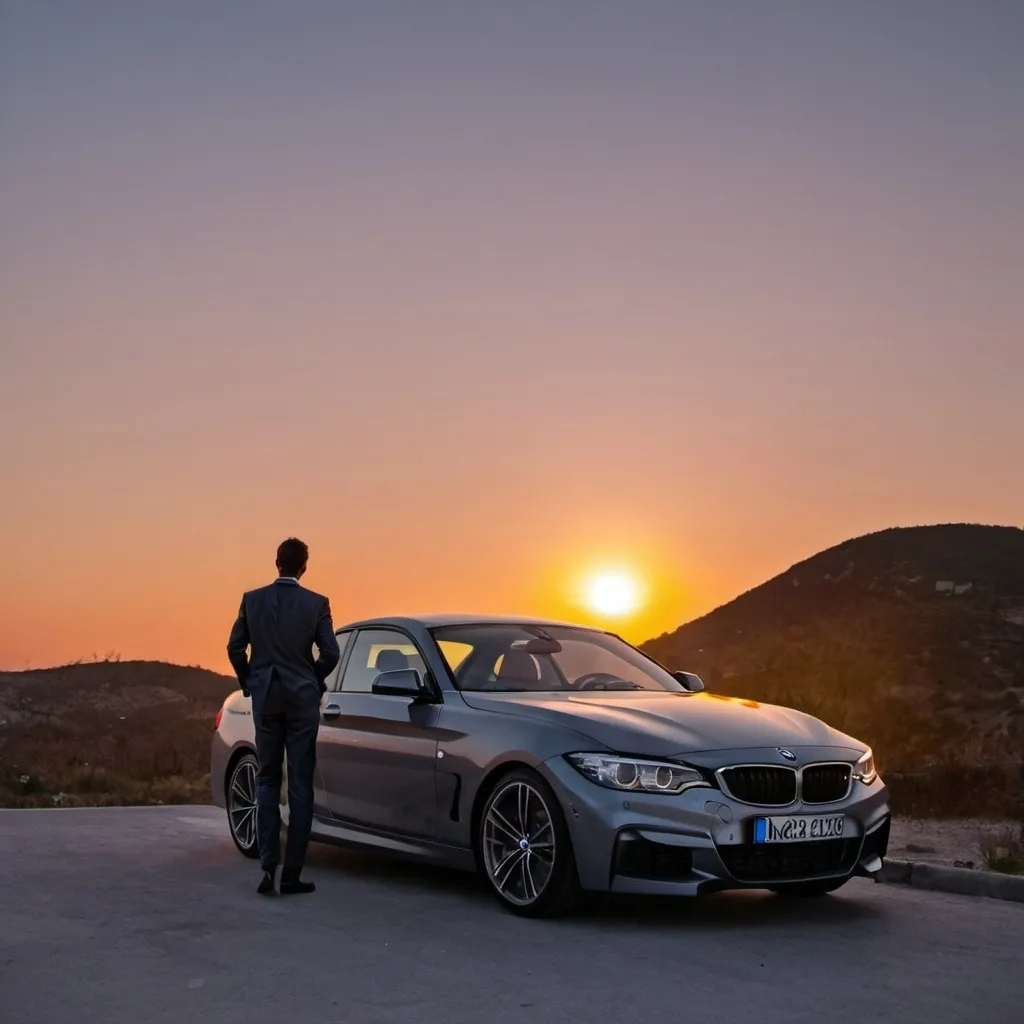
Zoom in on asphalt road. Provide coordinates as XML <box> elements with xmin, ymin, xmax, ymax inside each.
<box><xmin>2</xmin><ymin>806</ymin><xmax>1022</xmax><ymax>1024</ymax></box>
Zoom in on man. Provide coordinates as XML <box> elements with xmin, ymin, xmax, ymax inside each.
<box><xmin>226</xmin><ymin>537</ymin><xmax>340</xmax><ymax>895</ymax></box>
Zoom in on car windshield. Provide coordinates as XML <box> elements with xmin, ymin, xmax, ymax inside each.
<box><xmin>430</xmin><ymin>623</ymin><xmax>685</xmax><ymax>693</ymax></box>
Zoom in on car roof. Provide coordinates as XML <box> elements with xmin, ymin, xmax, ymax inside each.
<box><xmin>335</xmin><ymin>613</ymin><xmax>609</xmax><ymax>633</ymax></box>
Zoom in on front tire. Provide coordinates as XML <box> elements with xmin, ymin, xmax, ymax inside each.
<box><xmin>478</xmin><ymin>768</ymin><xmax>581</xmax><ymax>918</ymax></box>
<box><xmin>226</xmin><ymin>752</ymin><xmax>260</xmax><ymax>859</ymax></box>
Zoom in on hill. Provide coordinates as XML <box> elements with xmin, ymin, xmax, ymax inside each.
<box><xmin>642</xmin><ymin>524</ymin><xmax>1024</xmax><ymax>815</ymax></box>
<box><xmin>0</xmin><ymin>660</ymin><xmax>236</xmax><ymax>807</ymax></box>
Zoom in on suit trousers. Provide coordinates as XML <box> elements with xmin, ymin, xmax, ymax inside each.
<box><xmin>253</xmin><ymin>676</ymin><xmax>322</xmax><ymax>872</ymax></box>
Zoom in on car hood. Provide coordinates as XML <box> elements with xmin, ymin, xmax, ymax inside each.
<box><xmin>459</xmin><ymin>690</ymin><xmax>865</xmax><ymax>759</ymax></box>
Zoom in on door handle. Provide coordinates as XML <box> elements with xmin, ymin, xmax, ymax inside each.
<box><xmin>323</xmin><ymin>703</ymin><xmax>342</xmax><ymax>720</ymax></box>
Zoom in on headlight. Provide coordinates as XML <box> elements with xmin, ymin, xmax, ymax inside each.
<box><xmin>566</xmin><ymin>753</ymin><xmax>708</xmax><ymax>794</ymax></box>
<box><xmin>853</xmin><ymin>748</ymin><xmax>877</xmax><ymax>784</ymax></box>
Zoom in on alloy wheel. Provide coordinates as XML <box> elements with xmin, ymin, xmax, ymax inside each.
<box><xmin>482</xmin><ymin>780</ymin><xmax>556</xmax><ymax>907</ymax></box>
<box><xmin>227</xmin><ymin>756</ymin><xmax>259</xmax><ymax>855</ymax></box>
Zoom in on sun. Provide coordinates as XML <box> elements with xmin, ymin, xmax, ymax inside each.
<box><xmin>586</xmin><ymin>571</ymin><xmax>641</xmax><ymax>617</ymax></box>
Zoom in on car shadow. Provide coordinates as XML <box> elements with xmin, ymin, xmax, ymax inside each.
<box><xmin>305</xmin><ymin>844</ymin><xmax>885</xmax><ymax>931</ymax></box>
<box><xmin>572</xmin><ymin>887</ymin><xmax>884</xmax><ymax>931</ymax></box>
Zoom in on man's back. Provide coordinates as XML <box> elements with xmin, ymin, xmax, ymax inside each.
<box><xmin>234</xmin><ymin>579</ymin><xmax>335</xmax><ymax>704</ymax></box>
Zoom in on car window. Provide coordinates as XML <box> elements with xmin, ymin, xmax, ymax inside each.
<box><xmin>487</xmin><ymin>651</ymin><xmax>564</xmax><ymax>689</ymax></box>
<box><xmin>436</xmin><ymin>640</ymin><xmax>472</xmax><ymax>672</ymax></box>
<box><xmin>551</xmin><ymin>638</ymin><xmax>641</xmax><ymax>681</ymax></box>
<box><xmin>432</xmin><ymin>624</ymin><xmax>684</xmax><ymax>693</ymax></box>
<box><xmin>324</xmin><ymin>630</ymin><xmax>354</xmax><ymax>691</ymax></box>
<box><xmin>340</xmin><ymin>629</ymin><xmax>427</xmax><ymax>693</ymax></box>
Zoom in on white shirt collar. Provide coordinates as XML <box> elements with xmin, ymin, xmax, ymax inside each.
<box><xmin>275</xmin><ymin>576</ymin><xmax>300</xmax><ymax>585</ymax></box>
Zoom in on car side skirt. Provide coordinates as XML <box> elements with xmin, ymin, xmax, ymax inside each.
<box><xmin>308</xmin><ymin>815</ymin><xmax>477</xmax><ymax>873</ymax></box>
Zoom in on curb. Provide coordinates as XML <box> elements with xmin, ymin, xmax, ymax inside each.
<box><xmin>876</xmin><ymin>858</ymin><xmax>1024</xmax><ymax>904</ymax></box>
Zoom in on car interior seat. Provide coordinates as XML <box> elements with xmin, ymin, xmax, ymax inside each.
<box><xmin>375</xmin><ymin>648</ymin><xmax>410</xmax><ymax>674</ymax></box>
<box><xmin>496</xmin><ymin>648</ymin><xmax>548</xmax><ymax>689</ymax></box>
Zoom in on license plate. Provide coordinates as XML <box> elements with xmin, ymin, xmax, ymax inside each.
<box><xmin>753</xmin><ymin>814</ymin><xmax>846</xmax><ymax>843</ymax></box>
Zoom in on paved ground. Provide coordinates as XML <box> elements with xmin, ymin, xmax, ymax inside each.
<box><xmin>2</xmin><ymin>807</ymin><xmax>1022</xmax><ymax>1024</ymax></box>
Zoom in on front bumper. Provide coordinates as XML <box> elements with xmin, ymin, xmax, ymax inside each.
<box><xmin>538</xmin><ymin>754</ymin><xmax>891</xmax><ymax>895</ymax></box>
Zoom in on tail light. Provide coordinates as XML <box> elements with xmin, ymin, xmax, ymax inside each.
<box><xmin>214</xmin><ymin>705</ymin><xmax>224</xmax><ymax>731</ymax></box>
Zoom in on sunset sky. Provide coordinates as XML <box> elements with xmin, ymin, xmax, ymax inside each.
<box><xmin>2</xmin><ymin>2</ymin><xmax>1022</xmax><ymax>674</ymax></box>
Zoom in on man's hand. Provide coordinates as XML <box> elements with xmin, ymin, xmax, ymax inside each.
<box><xmin>313</xmin><ymin>597</ymin><xmax>341</xmax><ymax>684</ymax></box>
<box><xmin>226</xmin><ymin>595</ymin><xmax>251</xmax><ymax>694</ymax></box>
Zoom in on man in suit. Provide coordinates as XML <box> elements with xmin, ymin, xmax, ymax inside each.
<box><xmin>227</xmin><ymin>537</ymin><xmax>340</xmax><ymax>895</ymax></box>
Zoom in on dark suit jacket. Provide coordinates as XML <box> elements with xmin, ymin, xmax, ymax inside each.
<box><xmin>226</xmin><ymin>578</ymin><xmax>341</xmax><ymax>715</ymax></box>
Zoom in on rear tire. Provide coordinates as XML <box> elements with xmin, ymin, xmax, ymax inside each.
<box><xmin>477</xmin><ymin>768</ymin><xmax>582</xmax><ymax>918</ymax></box>
<box><xmin>226</xmin><ymin>752</ymin><xmax>260</xmax><ymax>859</ymax></box>
<box><xmin>770</xmin><ymin>877</ymin><xmax>850</xmax><ymax>897</ymax></box>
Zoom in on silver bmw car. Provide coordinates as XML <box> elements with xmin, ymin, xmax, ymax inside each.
<box><xmin>211</xmin><ymin>614</ymin><xmax>890</xmax><ymax>917</ymax></box>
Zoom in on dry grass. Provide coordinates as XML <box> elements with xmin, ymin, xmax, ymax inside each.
<box><xmin>978</xmin><ymin>823</ymin><xmax>1024</xmax><ymax>874</ymax></box>
<box><xmin>2</xmin><ymin>769</ymin><xmax>211</xmax><ymax>808</ymax></box>
<box><xmin>0</xmin><ymin>660</ymin><xmax>233</xmax><ymax>808</ymax></box>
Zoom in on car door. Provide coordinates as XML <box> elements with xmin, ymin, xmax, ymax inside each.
<box><xmin>317</xmin><ymin>627</ymin><xmax>442</xmax><ymax>838</ymax></box>
<box><xmin>309</xmin><ymin>629</ymin><xmax>354</xmax><ymax>820</ymax></box>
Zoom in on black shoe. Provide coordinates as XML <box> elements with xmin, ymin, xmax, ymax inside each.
<box><xmin>279</xmin><ymin>868</ymin><xmax>315</xmax><ymax>895</ymax></box>
<box><xmin>257</xmin><ymin>869</ymin><xmax>277</xmax><ymax>895</ymax></box>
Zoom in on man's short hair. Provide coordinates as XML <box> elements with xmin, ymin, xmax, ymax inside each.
<box><xmin>276</xmin><ymin>537</ymin><xmax>309</xmax><ymax>577</ymax></box>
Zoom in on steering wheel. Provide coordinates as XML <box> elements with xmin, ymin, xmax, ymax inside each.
<box><xmin>574</xmin><ymin>672</ymin><xmax>627</xmax><ymax>691</ymax></box>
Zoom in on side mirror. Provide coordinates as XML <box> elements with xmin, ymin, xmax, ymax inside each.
<box><xmin>673</xmin><ymin>671</ymin><xmax>705</xmax><ymax>693</ymax></box>
<box><xmin>372</xmin><ymin>668</ymin><xmax>427</xmax><ymax>699</ymax></box>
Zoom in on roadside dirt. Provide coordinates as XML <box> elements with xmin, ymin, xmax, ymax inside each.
<box><xmin>889</xmin><ymin>817</ymin><xmax>1017</xmax><ymax>869</ymax></box>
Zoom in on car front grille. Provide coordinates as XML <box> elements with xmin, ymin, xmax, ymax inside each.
<box><xmin>717</xmin><ymin>837</ymin><xmax>861</xmax><ymax>883</ymax></box>
<box><xmin>717</xmin><ymin>761</ymin><xmax>856</xmax><ymax>806</ymax></box>
<box><xmin>719</xmin><ymin>766</ymin><xmax>797</xmax><ymax>806</ymax></box>
<box><xmin>801</xmin><ymin>763</ymin><xmax>852</xmax><ymax>804</ymax></box>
